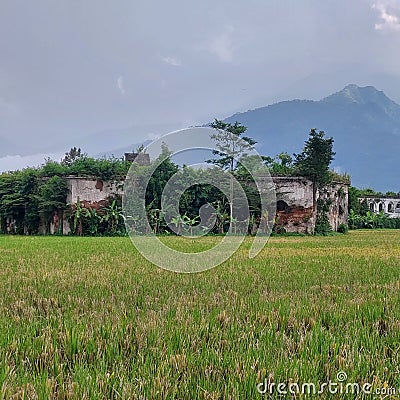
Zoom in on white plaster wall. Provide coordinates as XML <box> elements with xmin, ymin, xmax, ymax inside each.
<box><xmin>361</xmin><ymin>197</ymin><xmax>400</xmax><ymax>218</ymax></box>
<box><xmin>273</xmin><ymin>177</ymin><xmax>314</xmax><ymax>208</ymax></box>
<box><xmin>66</xmin><ymin>177</ymin><xmax>124</xmax><ymax>205</ymax></box>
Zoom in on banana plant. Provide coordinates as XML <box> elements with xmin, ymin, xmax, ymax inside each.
<box><xmin>148</xmin><ymin>208</ymin><xmax>165</xmax><ymax>234</ymax></box>
<box><xmin>71</xmin><ymin>197</ymin><xmax>89</xmax><ymax>236</ymax></box>
<box><xmin>230</xmin><ymin>216</ymin><xmax>238</xmax><ymax>235</ymax></box>
<box><xmin>363</xmin><ymin>211</ymin><xmax>378</xmax><ymax>229</ymax></box>
<box><xmin>124</xmin><ymin>213</ymin><xmax>140</xmax><ymax>233</ymax></box>
<box><xmin>102</xmin><ymin>200</ymin><xmax>123</xmax><ymax>234</ymax></box>
<box><xmin>171</xmin><ymin>215</ymin><xmax>184</xmax><ymax>235</ymax></box>
<box><xmin>211</xmin><ymin>200</ymin><xmax>229</xmax><ymax>234</ymax></box>
<box><xmin>182</xmin><ymin>214</ymin><xmax>200</xmax><ymax>236</ymax></box>
<box><xmin>86</xmin><ymin>207</ymin><xmax>101</xmax><ymax>235</ymax></box>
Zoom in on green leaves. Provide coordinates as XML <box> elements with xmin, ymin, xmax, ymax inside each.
<box><xmin>348</xmin><ymin>209</ymin><xmax>400</xmax><ymax>229</ymax></box>
<box><xmin>61</xmin><ymin>147</ymin><xmax>86</xmax><ymax>166</ymax></box>
<box><xmin>101</xmin><ymin>200</ymin><xmax>124</xmax><ymax>235</ymax></box>
<box><xmin>294</xmin><ymin>128</ymin><xmax>335</xmax><ymax>188</ymax></box>
<box><xmin>207</xmin><ymin>119</ymin><xmax>256</xmax><ymax>172</ymax></box>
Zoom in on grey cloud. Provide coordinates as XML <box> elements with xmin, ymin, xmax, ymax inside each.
<box><xmin>0</xmin><ymin>0</ymin><xmax>400</xmax><ymax>169</ymax></box>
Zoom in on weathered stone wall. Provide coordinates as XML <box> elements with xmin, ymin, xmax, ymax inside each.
<box><xmin>38</xmin><ymin>177</ymin><xmax>124</xmax><ymax>235</ymax></box>
<box><xmin>45</xmin><ymin>176</ymin><xmax>348</xmax><ymax>235</ymax></box>
<box><xmin>318</xmin><ymin>183</ymin><xmax>348</xmax><ymax>231</ymax></box>
<box><xmin>66</xmin><ymin>176</ymin><xmax>124</xmax><ymax>204</ymax></box>
<box><xmin>247</xmin><ymin>176</ymin><xmax>348</xmax><ymax>233</ymax></box>
<box><xmin>273</xmin><ymin>177</ymin><xmax>314</xmax><ymax>234</ymax></box>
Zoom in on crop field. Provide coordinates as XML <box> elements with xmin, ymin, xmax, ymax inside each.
<box><xmin>0</xmin><ymin>230</ymin><xmax>399</xmax><ymax>399</ymax></box>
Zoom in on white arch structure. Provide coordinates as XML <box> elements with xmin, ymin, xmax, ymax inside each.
<box><xmin>360</xmin><ymin>197</ymin><xmax>400</xmax><ymax>218</ymax></box>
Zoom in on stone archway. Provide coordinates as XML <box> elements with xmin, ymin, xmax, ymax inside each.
<box><xmin>276</xmin><ymin>200</ymin><xmax>290</xmax><ymax>213</ymax></box>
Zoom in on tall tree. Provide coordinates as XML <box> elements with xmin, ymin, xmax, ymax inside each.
<box><xmin>207</xmin><ymin>119</ymin><xmax>256</xmax><ymax>224</ymax></box>
<box><xmin>294</xmin><ymin>128</ymin><xmax>335</xmax><ymax>232</ymax></box>
<box><xmin>207</xmin><ymin>119</ymin><xmax>256</xmax><ymax>172</ymax></box>
<box><xmin>38</xmin><ymin>176</ymin><xmax>68</xmax><ymax>234</ymax></box>
<box><xmin>61</xmin><ymin>147</ymin><xmax>87</xmax><ymax>166</ymax></box>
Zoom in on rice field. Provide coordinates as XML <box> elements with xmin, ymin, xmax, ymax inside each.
<box><xmin>0</xmin><ymin>230</ymin><xmax>399</xmax><ymax>399</ymax></box>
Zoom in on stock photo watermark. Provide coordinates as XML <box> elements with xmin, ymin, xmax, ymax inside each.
<box><xmin>122</xmin><ymin>126</ymin><xmax>276</xmax><ymax>273</ymax></box>
<box><xmin>257</xmin><ymin>371</ymin><xmax>398</xmax><ymax>396</ymax></box>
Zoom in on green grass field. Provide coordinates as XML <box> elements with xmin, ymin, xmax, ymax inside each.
<box><xmin>0</xmin><ymin>231</ymin><xmax>399</xmax><ymax>399</ymax></box>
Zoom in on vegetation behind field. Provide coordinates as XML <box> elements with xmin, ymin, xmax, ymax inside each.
<box><xmin>0</xmin><ymin>126</ymin><xmax>352</xmax><ymax>236</ymax></box>
<box><xmin>0</xmin><ymin>231</ymin><xmax>399</xmax><ymax>398</ymax></box>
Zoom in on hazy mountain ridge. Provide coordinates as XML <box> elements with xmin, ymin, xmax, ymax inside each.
<box><xmin>224</xmin><ymin>84</ymin><xmax>400</xmax><ymax>191</ymax></box>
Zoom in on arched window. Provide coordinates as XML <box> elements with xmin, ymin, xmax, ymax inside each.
<box><xmin>378</xmin><ymin>203</ymin><xmax>384</xmax><ymax>212</ymax></box>
<box><xmin>388</xmin><ymin>203</ymin><xmax>394</xmax><ymax>213</ymax></box>
<box><xmin>369</xmin><ymin>202</ymin><xmax>375</xmax><ymax>212</ymax></box>
<box><xmin>276</xmin><ymin>200</ymin><xmax>290</xmax><ymax>213</ymax></box>
<box><xmin>396</xmin><ymin>202</ymin><xmax>400</xmax><ymax>212</ymax></box>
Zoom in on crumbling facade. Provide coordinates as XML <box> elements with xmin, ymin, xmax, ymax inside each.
<box><xmin>272</xmin><ymin>177</ymin><xmax>348</xmax><ymax>233</ymax></box>
<box><xmin>42</xmin><ymin>175</ymin><xmax>348</xmax><ymax>235</ymax></box>
<box><xmin>359</xmin><ymin>197</ymin><xmax>400</xmax><ymax>218</ymax></box>
<box><xmin>38</xmin><ymin>177</ymin><xmax>124</xmax><ymax>235</ymax></box>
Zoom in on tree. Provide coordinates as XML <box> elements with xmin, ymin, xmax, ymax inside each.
<box><xmin>263</xmin><ymin>152</ymin><xmax>295</xmax><ymax>176</ymax></box>
<box><xmin>207</xmin><ymin>120</ymin><xmax>256</xmax><ymax>172</ymax></box>
<box><xmin>38</xmin><ymin>176</ymin><xmax>68</xmax><ymax>234</ymax></box>
<box><xmin>145</xmin><ymin>143</ymin><xmax>179</xmax><ymax>213</ymax></box>
<box><xmin>70</xmin><ymin>197</ymin><xmax>88</xmax><ymax>236</ymax></box>
<box><xmin>102</xmin><ymin>199</ymin><xmax>124</xmax><ymax>235</ymax></box>
<box><xmin>207</xmin><ymin>119</ymin><xmax>256</xmax><ymax>225</ymax></box>
<box><xmin>294</xmin><ymin>128</ymin><xmax>335</xmax><ymax>232</ymax></box>
<box><xmin>348</xmin><ymin>186</ymin><xmax>369</xmax><ymax>215</ymax></box>
<box><xmin>294</xmin><ymin>129</ymin><xmax>335</xmax><ymax>188</ymax></box>
<box><xmin>61</xmin><ymin>147</ymin><xmax>87</xmax><ymax>166</ymax></box>
<box><xmin>0</xmin><ymin>171</ymin><xmax>28</xmax><ymax>234</ymax></box>
<box><xmin>136</xmin><ymin>144</ymin><xmax>146</xmax><ymax>153</ymax></box>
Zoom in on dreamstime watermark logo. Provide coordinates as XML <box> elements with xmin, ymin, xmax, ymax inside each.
<box><xmin>122</xmin><ymin>127</ymin><xmax>276</xmax><ymax>273</ymax></box>
<box><xmin>257</xmin><ymin>371</ymin><xmax>398</xmax><ymax>396</ymax></box>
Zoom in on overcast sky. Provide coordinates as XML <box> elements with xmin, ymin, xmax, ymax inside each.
<box><xmin>1</xmin><ymin>0</ymin><xmax>400</xmax><ymax>170</ymax></box>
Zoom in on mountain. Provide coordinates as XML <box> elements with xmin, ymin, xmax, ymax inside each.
<box><xmin>223</xmin><ymin>84</ymin><xmax>400</xmax><ymax>191</ymax></box>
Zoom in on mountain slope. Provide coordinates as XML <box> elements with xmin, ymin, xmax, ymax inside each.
<box><xmin>224</xmin><ymin>84</ymin><xmax>400</xmax><ymax>191</ymax></box>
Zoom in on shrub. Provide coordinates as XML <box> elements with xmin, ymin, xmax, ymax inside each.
<box><xmin>337</xmin><ymin>223</ymin><xmax>349</xmax><ymax>234</ymax></box>
<box><xmin>314</xmin><ymin>213</ymin><xmax>333</xmax><ymax>235</ymax></box>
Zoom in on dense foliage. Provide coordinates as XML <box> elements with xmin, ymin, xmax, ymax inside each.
<box><xmin>0</xmin><ymin>125</ymin><xmax>360</xmax><ymax>236</ymax></box>
<box><xmin>348</xmin><ymin>210</ymin><xmax>400</xmax><ymax>229</ymax></box>
<box><xmin>294</xmin><ymin>129</ymin><xmax>335</xmax><ymax>189</ymax></box>
<box><xmin>347</xmin><ymin>186</ymin><xmax>400</xmax><ymax>230</ymax></box>
<box><xmin>0</xmin><ymin>156</ymin><xmax>131</xmax><ymax>235</ymax></box>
